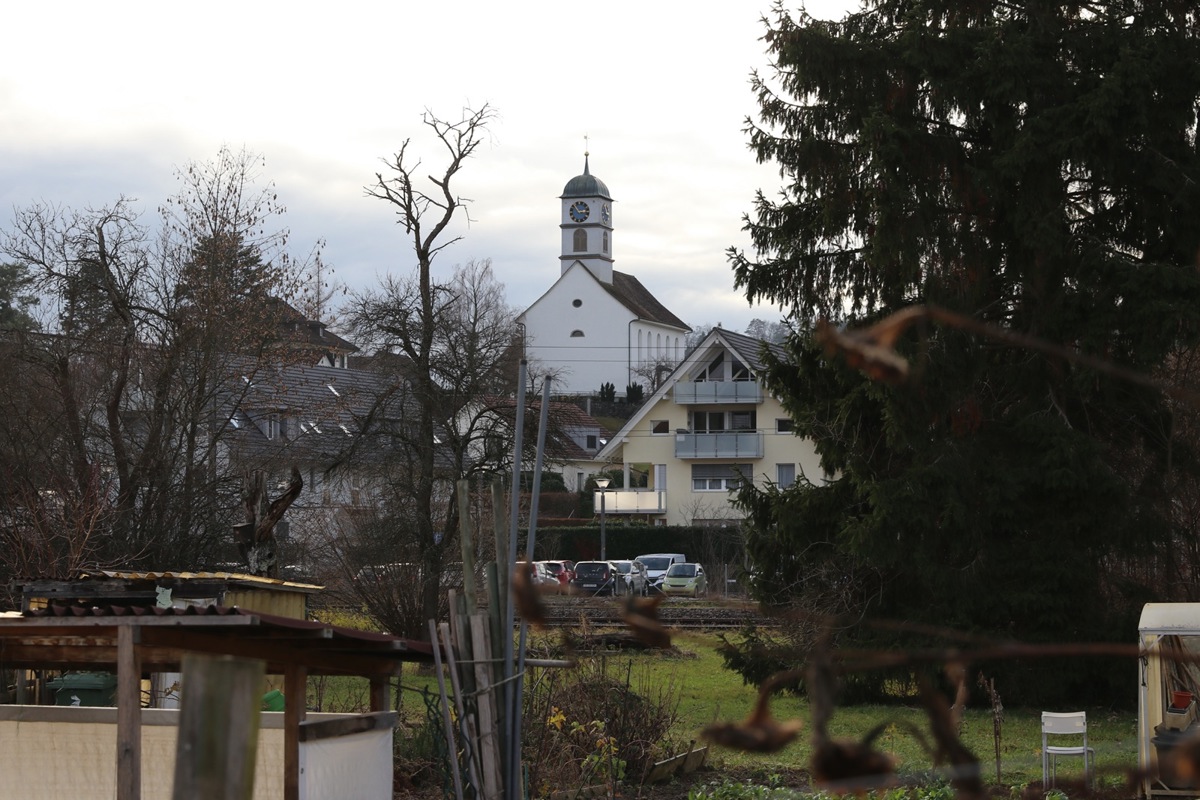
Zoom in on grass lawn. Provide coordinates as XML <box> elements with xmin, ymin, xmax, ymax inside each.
<box><xmin>311</xmin><ymin>621</ymin><xmax>1140</xmax><ymax>793</ymax></box>
<box><xmin>660</xmin><ymin>632</ymin><xmax>1138</xmax><ymax>790</ymax></box>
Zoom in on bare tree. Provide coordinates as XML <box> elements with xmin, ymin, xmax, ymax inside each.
<box><xmin>0</xmin><ymin>148</ymin><xmax>311</xmax><ymax>576</ymax></box>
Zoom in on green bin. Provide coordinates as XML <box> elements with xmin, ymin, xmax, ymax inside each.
<box><xmin>262</xmin><ymin>689</ymin><xmax>285</xmax><ymax>712</ymax></box>
<box><xmin>47</xmin><ymin>672</ymin><xmax>118</xmax><ymax>707</ymax></box>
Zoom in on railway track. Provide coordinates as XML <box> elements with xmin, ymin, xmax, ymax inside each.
<box><xmin>535</xmin><ymin>596</ymin><xmax>776</xmax><ymax>630</ymax></box>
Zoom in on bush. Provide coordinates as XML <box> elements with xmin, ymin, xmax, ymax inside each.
<box><xmin>522</xmin><ymin>655</ymin><xmax>681</xmax><ymax>793</ymax></box>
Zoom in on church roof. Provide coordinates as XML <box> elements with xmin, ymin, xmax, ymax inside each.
<box><xmin>605</xmin><ymin>271</ymin><xmax>691</xmax><ymax>332</ymax></box>
<box><xmin>561</xmin><ymin>155</ymin><xmax>611</xmax><ymax>199</ymax></box>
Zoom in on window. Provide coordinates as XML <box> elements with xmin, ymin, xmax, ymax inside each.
<box><xmin>264</xmin><ymin>414</ymin><xmax>281</xmax><ymax>440</ymax></box>
<box><xmin>573</xmin><ymin>229</ymin><xmax>587</xmax><ymax>252</ymax></box>
<box><xmin>586</xmin><ymin>434</ymin><xmax>598</xmax><ymax>449</ymax></box>
<box><xmin>776</xmin><ymin>418</ymin><xmax>794</xmax><ymax>433</ymax></box>
<box><xmin>650</xmin><ymin>420</ymin><xmax>670</xmax><ymax>434</ymax></box>
<box><xmin>777</xmin><ymin>463</ymin><xmax>796</xmax><ymax>489</ymax></box>
<box><xmin>603</xmin><ymin>231</ymin><xmax>609</xmax><ymax>253</ymax></box>
<box><xmin>730</xmin><ymin>410</ymin><xmax>756</xmax><ymax>431</ymax></box>
<box><xmin>692</xmin><ymin>463</ymin><xmax>751</xmax><ymax>492</ymax></box>
<box><xmin>571</xmin><ymin>330</ymin><xmax>584</xmax><ymax>337</ymax></box>
<box><xmin>692</xmin><ymin>411</ymin><xmax>725</xmax><ymax>433</ymax></box>
<box><xmin>572</xmin><ymin>298</ymin><xmax>582</xmax><ymax>307</ymax></box>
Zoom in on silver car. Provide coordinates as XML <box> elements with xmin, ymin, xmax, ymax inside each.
<box><xmin>611</xmin><ymin>559</ymin><xmax>648</xmax><ymax>596</ymax></box>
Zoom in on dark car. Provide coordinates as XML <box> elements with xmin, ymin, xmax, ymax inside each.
<box><xmin>569</xmin><ymin>560</ymin><xmax>624</xmax><ymax>596</ymax></box>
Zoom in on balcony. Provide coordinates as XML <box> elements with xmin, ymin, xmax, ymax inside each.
<box><xmin>673</xmin><ymin>380</ymin><xmax>762</xmax><ymax>405</ymax></box>
<box><xmin>674</xmin><ymin>431</ymin><xmax>763</xmax><ymax>459</ymax></box>
<box><xmin>593</xmin><ymin>489</ymin><xmax>667</xmax><ymax>515</ymax></box>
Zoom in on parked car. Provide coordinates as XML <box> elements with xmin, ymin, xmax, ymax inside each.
<box><xmin>541</xmin><ymin>560</ymin><xmax>575</xmax><ymax>586</ymax></box>
<box><xmin>517</xmin><ymin>561</ymin><xmax>557</xmax><ymax>587</ymax></box>
<box><xmin>612</xmin><ymin>559</ymin><xmax>648</xmax><ymax>596</ymax></box>
<box><xmin>635</xmin><ymin>553</ymin><xmax>686</xmax><ymax>593</ymax></box>
<box><xmin>661</xmin><ymin>562</ymin><xmax>707</xmax><ymax>597</ymax></box>
<box><xmin>570</xmin><ymin>560</ymin><xmax>625</xmax><ymax>596</ymax></box>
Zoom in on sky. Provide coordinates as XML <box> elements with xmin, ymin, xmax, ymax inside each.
<box><xmin>0</xmin><ymin>0</ymin><xmax>854</xmax><ymax>336</ymax></box>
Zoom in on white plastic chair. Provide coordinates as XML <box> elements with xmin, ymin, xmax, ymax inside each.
<box><xmin>1042</xmin><ymin>711</ymin><xmax>1095</xmax><ymax>787</ymax></box>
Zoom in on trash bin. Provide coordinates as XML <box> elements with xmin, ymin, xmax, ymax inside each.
<box><xmin>262</xmin><ymin>689</ymin><xmax>285</xmax><ymax>712</ymax></box>
<box><xmin>46</xmin><ymin>672</ymin><xmax>118</xmax><ymax>707</ymax></box>
<box><xmin>1153</xmin><ymin>724</ymin><xmax>1196</xmax><ymax>789</ymax></box>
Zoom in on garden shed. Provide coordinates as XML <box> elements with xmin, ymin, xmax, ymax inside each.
<box><xmin>0</xmin><ymin>601</ymin><xmax>435</xmax><ymax>799</ymax></box>
<box><xmin>1138</xmin><ymin>603</ymin><xmax>1200</xmax><ymax>798</ymax></box>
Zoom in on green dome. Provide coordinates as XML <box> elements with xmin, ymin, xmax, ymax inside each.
<box><xmin>561</xmin><ymin>155</ymin><xmax>611</xmax><ymax>199</ymax></box>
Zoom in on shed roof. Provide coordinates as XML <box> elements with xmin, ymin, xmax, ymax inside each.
<box><xmin>1139</xmin><ymin>603</ymin><xmax>1200</xmax><ymax>634</ymax></box>
<box><xmin>0</xmin><ymin>603</ymin><xmax>433</xmax><ymax>676</ymax></box>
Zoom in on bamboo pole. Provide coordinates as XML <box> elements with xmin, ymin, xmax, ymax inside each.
<box><xmin>470</xmin><ymin>613</ymin><xmax>504</xmax><ymax>799</ymax></box>
<box><xmin>428</xmin><ymin>620</ymin><xmax>465</xmax><ymax>800</ymax></box>
<box><xmin>439</xmin><ymin>622</ymin><xmax>486</xmax><ymax>799</ymax></box>
<box><xmin>458</xmin><ymin>478</ymin><xmax>478</xmax><ymax>615</ymax></box>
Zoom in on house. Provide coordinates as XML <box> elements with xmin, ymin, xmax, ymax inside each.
<box><xmin>593</xmin><ymin>327</ymin><xmax>825</xmax><ymax>526</ymax></box>
<box><xmin>517</xmin><ymin>155</ymin><xmax>691</xmax><ymax>397</ymax></box>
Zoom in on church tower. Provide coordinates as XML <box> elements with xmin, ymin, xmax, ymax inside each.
<box><xmin>559</xmin><ymin>153</ymin><xmax>614</xmax><ymax>283</ymax></box>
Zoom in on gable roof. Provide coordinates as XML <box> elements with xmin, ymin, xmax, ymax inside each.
<box><xmin>594</xmin><ymin>326</ymin><xmax>782</xmax><ymax>463</ymax></box>
<box><xmin>222</xmin><ymin>359</ymin><xmax>415</xmax><ymax>465</ymax></box>
<box><xmin>605</xmin><ymin>271</ymin><xmax>691</xmax><ymax>332</ymax></box>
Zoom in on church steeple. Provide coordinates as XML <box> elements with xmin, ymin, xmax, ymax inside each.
<box><xmin>560</xmin><ymin>152</ymin><xmax>614</xmax><ymax>283</ymax></box>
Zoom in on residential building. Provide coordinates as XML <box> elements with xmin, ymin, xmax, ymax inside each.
<box><xmin>593</xmin><ymin>327</ymin><xmax>825</xmax><ymax>526</ymax></box>
<box><xmin>517</xmin><ymin>155</ymin><xmax>691</xmax><ymax>397</ymax></box>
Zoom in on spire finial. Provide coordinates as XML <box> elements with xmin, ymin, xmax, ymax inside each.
<box><xmin>583</xmin><ymin>134</ymin><xmax>591</xmax><ymax>174</ymax></box>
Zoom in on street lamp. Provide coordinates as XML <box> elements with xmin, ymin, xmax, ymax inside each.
<box><xmin>595</xmin><ymin>477</ymin><xmax>610</xmax><ymax>561</ymax></box>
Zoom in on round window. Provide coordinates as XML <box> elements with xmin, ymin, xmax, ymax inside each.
<box><xmin>572</xmin><ymin>299</ymin><xmax>582</xmax><ymax>308</ymax></box>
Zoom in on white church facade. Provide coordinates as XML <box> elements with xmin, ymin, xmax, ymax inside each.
<box><xmin>518</xmin><ymin>157</ymin><xmax>691</xmax><ymax>397</ymax></box>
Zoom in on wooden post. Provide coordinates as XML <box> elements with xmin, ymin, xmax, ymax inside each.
<box><xmin>369</xmin><ymin>676</ymin><xmax>391</xmax><ymax>713</ymax></box>
<box><xmin>117</xmin><ymin>624</ymin><xmax>143</xmax><ymax>800</ymax></box>
<box><xmin>284</xmin><ymin>665</ymin><xmax>307</xmax><ymax>800</ymax></box>
<box><xmin>171</xmin><ymin>653</ymin><xmax>265</xmax><ymax>800</ymax></box>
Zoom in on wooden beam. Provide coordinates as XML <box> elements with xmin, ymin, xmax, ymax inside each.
<box><xmin>299</xmin><ymin>711</ymin><xmax>397</xmax><ymax>743</ymax></box>
<box><xmin>116</xmin><ymin>624</ymin><xmax>142</xmax><ymax>800</ymax></box>
<box><xmin>284</xmin><ymin>664</ymin><xmax>307</xmax><ymax>800</ymax></box>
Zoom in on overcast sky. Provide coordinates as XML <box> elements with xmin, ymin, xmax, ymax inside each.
<box><xmin>1</xmin><ymin>0</ymin><xmax>853</xmax><ymax>335</ymax></box>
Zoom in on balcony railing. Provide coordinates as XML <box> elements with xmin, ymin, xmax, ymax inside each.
<box><xmin>593</xmin><ymin>489</ymin><xmax>667</xmax><ymax>515</ymax></box>
<box><xmin>673</xmin><ymin>381</ymin><xmax>762</xmax><ymax>404</ymax></box>
<box><xmin>674</xmin><ymin>431</ymin><xmax>763</xmax><ymax>459</ymax></box>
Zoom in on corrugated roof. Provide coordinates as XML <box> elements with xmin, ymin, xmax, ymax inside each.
<box><xmin>79</xmin><ymin>569</ymin><xmax>324</xmax><ymax>592</ymax></box>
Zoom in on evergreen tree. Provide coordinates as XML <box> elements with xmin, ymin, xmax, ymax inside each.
<box><xmin>728</xmin><ymin>1</ymin><xmax>1200</xmax><ymax>703</ymax></box>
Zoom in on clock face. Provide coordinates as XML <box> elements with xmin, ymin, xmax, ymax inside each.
<box><xmin>601</xmin><ymin>204</ymin><xmax>610</xmax><ymax>224</ymax></box>
<box><xmin>569</xmin><ymin>201</ymin><xmax>590</xmax><ymax>223</ymax></box>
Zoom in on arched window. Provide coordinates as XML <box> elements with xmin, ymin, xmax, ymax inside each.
<box><xmin>603</xmin><ymin>232</ymin><xmax>609</xmax><ymax>253</ymax></box>
<box><xmin>573</xmin><ymin>229</ymin><xmax>587</xmax><ymax>252</ymax></box>
<box><xmin>570</xmin><ymin>330</ymin><xmax>585</xmax><ymax>338</ymax></box>
<box><xmin>657</xmin><ymin>333</ymin><xmax>662</xmax><ymax>355</ymax></box>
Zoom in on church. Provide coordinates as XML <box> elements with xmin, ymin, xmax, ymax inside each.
<box><xmin>517</xmin><ymin>156</ymin><xmax>691</xmax><ymax>397</ymax></box>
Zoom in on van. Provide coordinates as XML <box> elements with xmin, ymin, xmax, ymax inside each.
<box><xmin>634</xmin><ymin>553</ymin><xmax>686</xmax><ymax>593</ymax></box>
